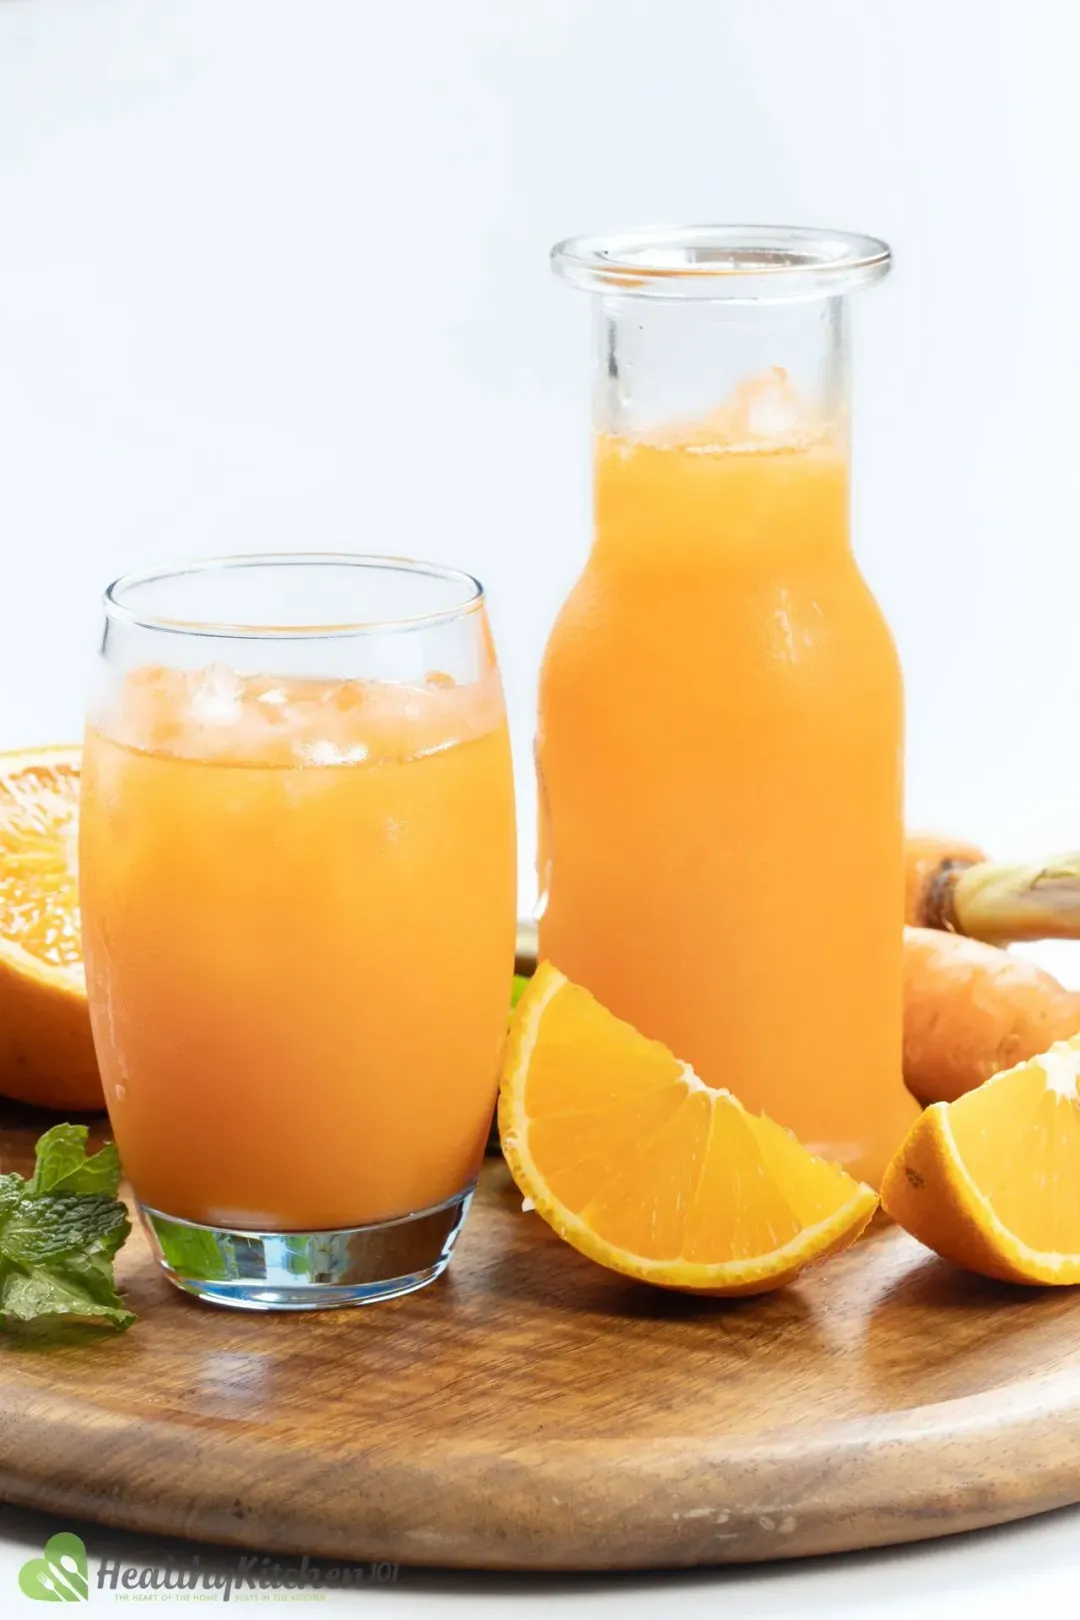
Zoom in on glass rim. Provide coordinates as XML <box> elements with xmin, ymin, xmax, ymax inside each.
<box><xmin>103</xmin><ymin>552</ymin><xmax>486</xmax><ymax>641</ymax></box>
<box><xmin>550</xmin><ymin>224</ymin><xmax>891</xmax><ymax>302</ymax></box>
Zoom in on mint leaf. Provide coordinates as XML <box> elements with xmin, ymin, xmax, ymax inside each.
<box><xmin>0</xmin><ymin>1123</ymin><xmax>135</xmax><ymax>1335</ymax></box>
<box><xmin>511</xmin><ymin>974</ymin><xmax>530</xmax><ymax>1013</ymax></box>
<box><xmin>1</xmin><ymin>1195</ymin><xmax>130</xmax><ymax>1267</ymax></box>
<box><xmin>45</xmin><ymin>1249</ymin><xmax>133</xmax><ymax>1325</ymax></box>
<box><xmin>1</xmin><ymin>1265</ymin><xmax>135</xmax><ymax>1330</ymax></box>
<box><xmin>27</xmin><ymin>1124</ymin><xmax>122</xmax><ymax>1198</ymax></box>
<box><xmin>58</xmin><ymin>1249</ymin><xmax>135</xmax><ymax>1313</ymax></box>
<box><xmin>0</xmin><ymin>1174</ymin><xmax>23</xmax><ymax>1220</ymax></box>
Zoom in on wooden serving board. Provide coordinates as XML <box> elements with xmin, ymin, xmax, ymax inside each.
<box><xmin>3</xmin><ymin>1103</ymin><xmax>1080</xmax><ymax>1571</ymax></box>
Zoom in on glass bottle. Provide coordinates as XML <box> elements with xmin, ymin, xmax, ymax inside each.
<box><xmin>539</xmin><ymin>226</ymin><xmax>918</xmax><ymax>1189</ymax></box>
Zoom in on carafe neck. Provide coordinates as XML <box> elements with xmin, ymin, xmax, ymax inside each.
<box><xmin>593</xmin><ymin>294</ymin><xmax>850</xmax><ymax>449</ymax></box>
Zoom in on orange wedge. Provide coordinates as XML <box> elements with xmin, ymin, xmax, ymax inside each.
<box><xmin>0</xmin><ymin>746</ymin><xmax>102</xmax><ymax>1111</ymax></box>
<box><xmin>498</xmin><ymin>963</ymin><xmax>878</xmax><ymax>1295</ymax></box>
<box><xmin>882</xmin><ymin>1036</ymin><xmax>1080</xmax><ymax>1284</ymax></box>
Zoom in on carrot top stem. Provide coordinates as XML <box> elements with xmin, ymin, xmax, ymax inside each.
<box><xmin>951</xmin><ymin>853</ymin><xmax>1080</xmax><ymax>944</ymax></box>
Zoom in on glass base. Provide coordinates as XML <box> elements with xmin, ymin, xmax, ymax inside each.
<box><xmin>138</xmin><ymin>1185</ymin><xmax>474</xmax><ymax>1311</ymax></box>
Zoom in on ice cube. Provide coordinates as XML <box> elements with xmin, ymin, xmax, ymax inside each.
<box><xmin>745</xmin><ymin>373</ymin><xmax>798</xmax><ymax>440</ymax></box>
<box><xmin>318</xmin><ymin>680</ymin><xmax>368</xmax><ymax>714</ymax></box>
<box><xmin>299</xmin><ymin>738</ymin><xmax>344</xmax><ymax>766</ymax></box>
<box><xmin>187</xmin><ymin>662</ymin><xmax>243</xmax><ymax>725</ymax></box>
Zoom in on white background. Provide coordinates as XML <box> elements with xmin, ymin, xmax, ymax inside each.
<box><xmin>3</xmin><ymin>0</ymin><xmax>1080</xmax><ymax>907</ymax></box>
<box><xmin>3</xmin><ymin>1</ymin><xmax>1080</xmax><ymax>1612</ymax></box>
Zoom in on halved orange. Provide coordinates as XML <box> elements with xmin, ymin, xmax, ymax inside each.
<box><xmin>0</xmin><ymin>746</ymin><xmax>102</xmax><ymax>1111</ymax></box>
<box><xmin>498</xmin><ymin>963</ymin><xmax>878</xmax><ymax>1295</ymax></box>
<box><xmin>883</xmin><ymin>1036</ymin><xmax>1080</xmax><ymax>1284</ymax></box>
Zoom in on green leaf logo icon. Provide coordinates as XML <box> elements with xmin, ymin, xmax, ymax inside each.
<box><xmin>18</xmin><ymin>1533</ymin><xmax>88</xmax><ymax>1601</ymax></box>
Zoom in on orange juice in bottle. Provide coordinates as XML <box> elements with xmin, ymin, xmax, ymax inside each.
<box><xmin>80</xmin><ymin>556</ymin><xmax>516</xmax><ymax>1308</ymax></box>
<box><xmin>538</xmin><ymin>229</ymin><xmax>918</xmax><ymax>1188</ymax></box>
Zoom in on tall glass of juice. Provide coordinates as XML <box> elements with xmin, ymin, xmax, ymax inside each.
<box><xmin>539</xmin><ymin>226</ymin><xmax>919</xmax><ymax>1189</ymax></box>
<box><xmin>80</xmin><ymin>554</ymin><xmax>517</xmax><ymax>1308</ymax></box>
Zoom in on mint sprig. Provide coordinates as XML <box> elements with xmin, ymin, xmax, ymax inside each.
<box><xmin>0</xmin><ymin>1124</ymin><xmax>135</xmax><ymax>1333</ymax></box>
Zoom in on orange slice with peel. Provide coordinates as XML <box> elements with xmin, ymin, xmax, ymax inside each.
<box><xmin>498</xmin><ymin>963</ymin><xmax>878</xmax><ymax>1295</ymax></box>
<box><xmin>0</xmin><ymin>746</ymin><xmax>101</xmax><ymax>1111</ymax></box>
<box><xmin>882</xmin><ymin>1035</ymin><xmax>1080</xmax><ymax>1284</ymax></box>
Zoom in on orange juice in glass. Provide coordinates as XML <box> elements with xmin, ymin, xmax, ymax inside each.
<box><xmin>80</xmin><ymin>555</ymin><xmax>516</xmax><ymax>1308</ymax></box>
<box><xmin>539</xmin><ymin>228</ymin><xmax>919</xmax><ymax>1189</ymax></box>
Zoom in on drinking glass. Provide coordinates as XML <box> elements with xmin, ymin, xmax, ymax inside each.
<box><xmin>80</xmin><ymin>554</ymin><xmax>517</xmax><ymax>1308</ymax></box>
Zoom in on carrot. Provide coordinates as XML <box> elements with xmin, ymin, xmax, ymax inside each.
<box><xmin>903</xmin><ymin>926</ymin><xmax>1080</xmax><ymax>1105</ymax></box>
<box><xmin>906</xmin><ymin>833</ymin><xmax>1080</xmax><ymax>943</ymax></box>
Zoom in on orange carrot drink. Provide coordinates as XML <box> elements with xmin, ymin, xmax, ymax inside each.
<box><xmin>80</xmin><ymin>556</ymin><xmax>516</xmax><ymax>1308</ymax></box>
<box><xmin>541</xmin><ymin>228</ymin><xmax>918</xmax><ymax>1188</ymax></box>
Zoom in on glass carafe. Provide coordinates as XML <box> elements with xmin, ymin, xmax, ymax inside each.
<box><xmin>538</xmin><ymin>226</ymin><xmax>918</xmax><ymax>1189</ymax></box>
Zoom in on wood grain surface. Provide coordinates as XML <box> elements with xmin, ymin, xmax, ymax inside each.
<box><xmin>2</xmin><ymin>1100</ymin><xmax>1080</xmax><ymax>1571</ymax></box>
